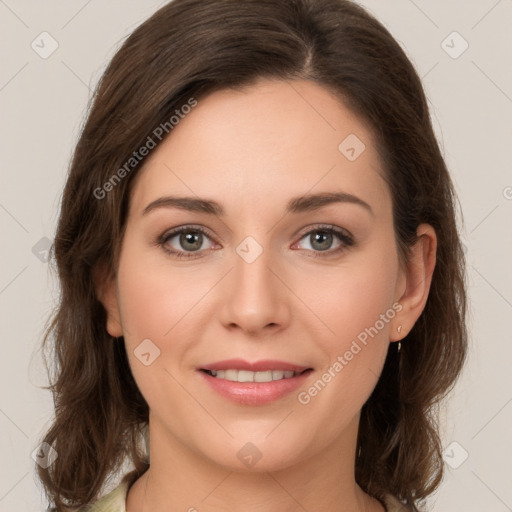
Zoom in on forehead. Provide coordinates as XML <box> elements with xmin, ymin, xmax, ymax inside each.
<box><xmin>129</xmin><ymin>78</ymin><xmax>390</xmax><ymax>219</ymax></box>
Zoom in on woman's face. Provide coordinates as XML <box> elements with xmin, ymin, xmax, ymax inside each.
<box><xmin>102</xmin><ymin>78</ymin><xmax>416</xmax><ymax>472</ymax></box>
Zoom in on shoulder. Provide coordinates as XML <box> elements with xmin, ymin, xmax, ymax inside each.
<box><xmin>77</xmin><ymin>479</ymin><xmax>129</xmax><ymax>512</ymax></box>
<box><xmin>382</xmin><ymin>494</ymin><xmax>414</xmax><ymax>511</ymax></box>
<box><xmin>46</xmin><ymin>483</ymin><xmax>409</xmax><ymax>512</ymax></box>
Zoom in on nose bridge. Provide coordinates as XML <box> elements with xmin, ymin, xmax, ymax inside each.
<box><xmin>220</xmin><ymin>232</ymin><xmax>288</xmax><ymax>332</ymax></box>
<box><xmin>233</xmin><ymin>232</ymin><xmax>276</xmax><ymax>301</ymax></box>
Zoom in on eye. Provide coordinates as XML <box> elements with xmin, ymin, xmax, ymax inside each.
<box><xmin>158</xmin><ymin>225</ymin><xmax>217</xmax><ymax>259</ymax></box>
<box><xmin>293</xmin><ymin>225</ymin><xmax>354</xmax><ymax>257</ymax></box>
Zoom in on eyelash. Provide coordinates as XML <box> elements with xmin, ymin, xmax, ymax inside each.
<box><xmin>157</xmin><ymin>224</ymin><xmax>354</xmax><ymax>260</ymax></box>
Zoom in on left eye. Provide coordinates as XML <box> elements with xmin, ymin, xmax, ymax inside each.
<box><xmin>294</xmin><ymin>226</ymin><xmax>354</xmax><ymax>255</ymax></box>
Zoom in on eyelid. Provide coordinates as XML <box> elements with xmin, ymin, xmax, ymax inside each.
<box><xmin>157</xmin><ymin>224</ymin><xmax>218</xmax><ymax>250</ymax></box>
<box><xmin>292</xmin><ymin>224</ymin><xmax>354</xmax><ymax>255</ymax></box>
<box><xmin>295</xmin><ymin>223</ymin><xmax>353</xmax><ymax>242</ymax></box>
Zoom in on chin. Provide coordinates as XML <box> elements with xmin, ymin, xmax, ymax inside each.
<box><xmin>201</xmin><ymin>437</ymin><xmax>308</xmax><ymax>474</ymax></box>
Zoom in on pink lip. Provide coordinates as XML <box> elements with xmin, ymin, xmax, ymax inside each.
<box><xmin>197</xmin><ymin>360</ymin><xmax>314</xmax><ymax>406</ymax></box>
<box><xmin>199</xmin><ymin>359</ymin><xmax>311</xmax><ymax>373</ymax></box>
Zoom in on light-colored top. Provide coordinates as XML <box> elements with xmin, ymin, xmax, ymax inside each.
<box><xmin>80</xmin><ymin>478</ymin><xmax>412</xmax><ymax>512</ymax></box>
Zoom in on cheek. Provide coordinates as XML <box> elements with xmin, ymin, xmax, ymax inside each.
<box><xmin>116</xmin><ymin>271</ymin><xmax>194</xmax><ymax>423</ymax></box>
<box><xmin>114</xmin><ymin>245</ymin><xmax>200</xmax><ymax>388</ymax></box>
<box><xmin>295</xmin><ymin>244</ymin><xmax>398</xmax><ymax>419</ymax></box>
<box><xmin>301</xmin><ymin>242</ymin><xmax>399</xmax><ymax>350</ymax></box>
<box><xmin>116</xmin><ymin>244</ymin><xmax>207</xmax><ymax>342</ymax></box>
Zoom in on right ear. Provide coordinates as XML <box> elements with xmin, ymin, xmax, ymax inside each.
<box><xmin>93</xmin><ymin>262</ymin><xmax>123</xmax><ymax>337</ymax></box>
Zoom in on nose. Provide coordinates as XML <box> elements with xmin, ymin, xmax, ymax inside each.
<box><xmin>218</xmin><ymin>240</ymin><xmax>290</xmax><ymax>336</ymax></box>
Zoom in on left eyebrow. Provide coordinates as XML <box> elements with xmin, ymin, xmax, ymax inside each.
<box><xmin>142</xmin><ymin>191</ymin><xmax>374</xmax><ymax>218</ymax></box>
<box><xmin>287</xmin><ymin>191</ymin><xmax>374</xmax><ymax>217</ymax></box>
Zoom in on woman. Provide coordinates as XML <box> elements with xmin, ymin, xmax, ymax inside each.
<box><xmin>37</xmin><ymin>0</ymin><xmax>467</xmax><ymax>510</ymax></box>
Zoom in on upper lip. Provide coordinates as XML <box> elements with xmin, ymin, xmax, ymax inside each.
<box><xmin>199</xmin><ymin>359</ymin><xmax>312</xmax><ymax>373</ymax></box>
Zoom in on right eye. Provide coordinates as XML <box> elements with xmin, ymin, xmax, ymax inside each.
<box><xmin>158</xmin><ymin>225</ymin><xmax>218</xmax><ymax>259</ymax></box>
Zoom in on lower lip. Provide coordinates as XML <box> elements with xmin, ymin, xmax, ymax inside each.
<box><xmin>197</xmin><ymin>369</ymin><xmax>313</xmax><ymax>405</ymax></box>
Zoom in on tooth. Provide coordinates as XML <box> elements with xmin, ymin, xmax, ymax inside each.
<box><xmin>224</xmin><ymin>369</ymin><xmax>238</xmax><ymax>381</ymax></box>
<box><xmin>209</xmin><ymin>369</ymin><xmax>299</xmax><ymax>382</ymax></box>
<box><xmin>237</xmin><ymin>370</ymin><xmax>254</xmax><ymax>382</ymax></box>
<box><xmin>254</xmin><ymin>370</ymin><xmax>273</xmax><ymax>382</ymax></box>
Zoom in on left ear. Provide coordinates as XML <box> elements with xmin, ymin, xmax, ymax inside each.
<box><xmin>390</xmin><ymin>223</ymin><xmax>437</xmax><ymax>342</ymax></box>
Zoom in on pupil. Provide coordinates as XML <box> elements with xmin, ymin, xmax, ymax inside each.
<box><xmin>312</xmin><ymin>232</ymin><xmax>332</xmax><ymax>251</ymax></box>
<box><xmin>181</xmin><ymin>231</ymin><xmax>202</xmax><ymax>251</ymax></box>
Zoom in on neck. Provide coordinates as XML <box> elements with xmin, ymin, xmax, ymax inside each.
<box><xmin>126</xmin><ymin>411</ymin><xmax>384</xmax><ymax>512</ymax></box>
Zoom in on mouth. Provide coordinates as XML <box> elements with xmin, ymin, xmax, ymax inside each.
<box><xmin>200</xmin><ymin>368</ymin><xmax>313</xmax><ymax>383</ymax></box>
<box><xmin>197</xmin><ymin>359</ymin><xmax>314</xmax><ymax>405</ymax></box>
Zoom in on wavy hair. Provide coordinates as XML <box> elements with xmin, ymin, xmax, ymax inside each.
<box><xmin>36</xmin><ymin>0</ymin><xmax>468</xmax><ymax>510</ymax></box>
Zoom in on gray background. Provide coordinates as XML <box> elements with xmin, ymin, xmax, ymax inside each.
<box><xmin>1</xmin><ymin>0</ymin><xmax>511</xmax><ymax>510</ymax></box>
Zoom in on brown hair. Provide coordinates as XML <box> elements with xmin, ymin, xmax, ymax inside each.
<box><xmin>36</xmin><ymin>0</ymin><xmax>467</xmax><ymax>510</ymax></box>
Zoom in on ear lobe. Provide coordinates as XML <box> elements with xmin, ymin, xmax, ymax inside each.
<box><xmin>93</xmin><ymin>262</ymin><xmax>123</xmax><ymax>338</ymax></box>
<box><xmin>391</xmin><ymin>223</ymin><xmax>437</xmax><ymax>341</ymax></box>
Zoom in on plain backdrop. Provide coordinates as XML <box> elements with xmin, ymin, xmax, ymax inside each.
<box><xmin>0</xmin><ymin>1</ymin><xmax>511</xmax><ymax>510</ymax></box>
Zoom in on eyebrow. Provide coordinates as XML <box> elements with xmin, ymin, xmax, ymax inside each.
<box><xmin>142</xmin><ymin>191</ymin><xmax>374</xmax><ymax>217</ymax></box>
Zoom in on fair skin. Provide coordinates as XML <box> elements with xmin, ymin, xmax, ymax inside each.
<box><xmin>96</xmin><ymin>78</ymin><xmax>436</xmax><ymax>512</ymax></box>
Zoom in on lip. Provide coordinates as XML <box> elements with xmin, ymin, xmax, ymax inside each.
<box><xmin>199</xmin><ymin>359</ymin><xmax>311</xmax><ymax>373</ymax></box>
<box><xmin>197</xmin><ymin>359</ymin><xmax>314</xmax><ymax>406</ymax></box>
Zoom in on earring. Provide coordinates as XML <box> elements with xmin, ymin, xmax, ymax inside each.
<box><xmin>397</xmin><ymin>325</ymin><xmax>402</xmax><ymax>334</ymax></box>
<box><xmin>397</xmin><ymin>325</ymin><xmax>402</xmax><ymax>353</ymax></box>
